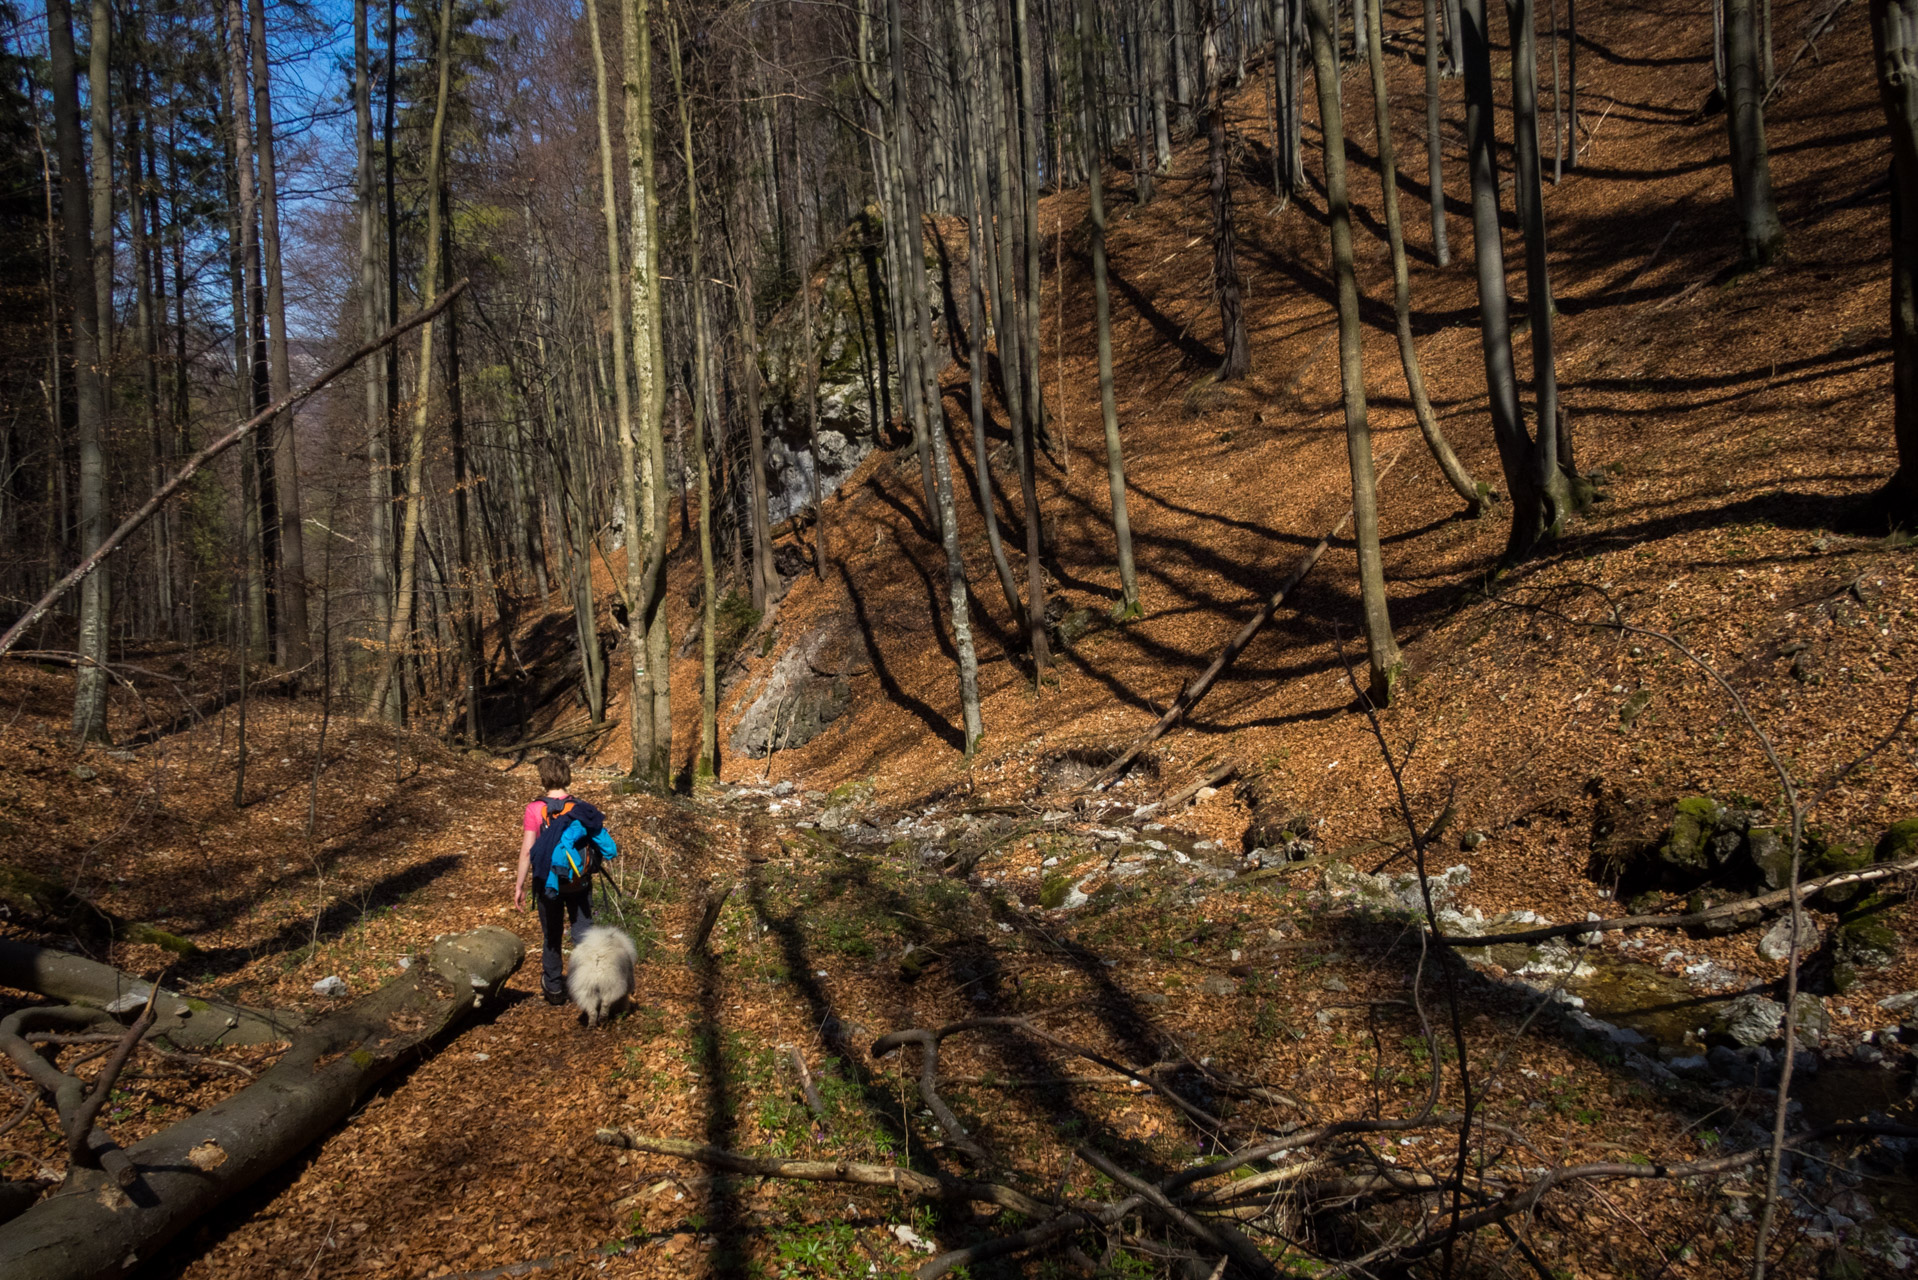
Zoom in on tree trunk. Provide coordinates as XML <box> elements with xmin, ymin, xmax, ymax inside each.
<box><xmin>1725</xmin><ymin>0</ymin><xmax>1783</xmax><ymax>265</ymax></box>
<box><xmin>1870</xmin><ymin>0</ymin><xmax>1918</xmax><ymax>515</ymax></box>
<box><xmin>49</xmin><ymin>0</ymin><xmax>110</xmax><ymax>743</ymax></box>
<box><xmin>668</xmin><ymin>16</ymin><xmax>719</xmax><ymax>778</ymax></box>
<box><xmin>624</xmin><ymin>0</ymin><xmax>672</xmax><ymax>789</ymax></box>
<box><xmin>1363</xmin><ymin>0</ymin><xmax>1486</xmax><ymax>514</ymax></box>
<box><xmin>1080</xmin><ymin>0</ymin><xmax>1140</xmax><ymax>616</ymax></box>
<box><xmin>1206</xmin><ymin>8</ymin><xmax>1252</xmax><ymax>381</ymax></box>
<box><xmin>364</xmin><ymin>0</ymin><xmax>455</xmax><ymax>718</ymax></box>
<box><xmin>1508</xmin><ymin>0</ymin><xmax>1575</xmax><ymax>539</ymax></box>
<box><xmin>949</xmin><ymin>0</ymin><xmax>1025</xmax><ymax>631</ymax></box>
<box><xmin>890</xmin><ymin>0</ymin><xmax>981</xmax><ymax>740</ymax></box>
<box><xmin>1458</xmin><ymin>0</ymin><xmax>1547</xmax><ymax>558</ymax></box>
<box><xmin>88</xmin><ymin>0</ymin><xmax>111</xmax><ymax>366</ymax></box>
<box><xmin>1567</xmin><ymin>0</ymin><xmax>1577</xmax><ymax>168</ymax></box>
<box><xmin>355</xmin><ymin>0</ymin><xmax>391</xmax><ymax>686</ymax></box>
<box><xmin>0</xmin><ymin>931</ymin><xmax>523</xmax><ymax>1280</ymax></box>
<box><xmin>802</xmin><ymin>262</ymin><xmax>828</xmax><ymax>580</ymax></box>
<box><xmin>586</xmin><ymin>0</ymin><xmax>644</xmax><ymax>773</ymax></box>
<box><xmin>1424</xmin><ymin>0</ymin><xmax>1450</xmax><ymax>263</ymax></box>
<box><xmin>1305</xmin><ymin>0</ymin><xmax>1402</xmax><ymax>701</ymax></box>
<box><xmin>249</xmin><ymin>0</ymin><xmax>310</xmax><ymax>671</ymax></box>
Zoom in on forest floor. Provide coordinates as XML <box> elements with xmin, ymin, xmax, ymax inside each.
<box><xmin>3</xmin><ymin>0</ymin><xmax>1917</xmax><ymax>1274</ymax></box>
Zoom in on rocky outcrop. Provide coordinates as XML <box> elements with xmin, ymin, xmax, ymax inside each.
<box><xmin>728</xmin><ymin>612</ymin><xmax>873</xmax><ymax>759</ymax></box>
<box><xmin>754</xmin><ymin>210</ymin><xmax>953</xmax><ymax>525</ymax></box>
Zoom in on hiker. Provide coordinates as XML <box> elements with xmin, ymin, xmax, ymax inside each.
<box><xmin>513</xmin><ymin>754</ymin><xmax>619</xmax><ymax>1006</ymax></box>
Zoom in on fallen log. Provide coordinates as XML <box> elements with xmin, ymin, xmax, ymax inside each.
<box><xmin>1432</xmin><ymin>854</ymin><xmax>1918</xmax><ymax>948</ymax></box>
<box><xmin>590</xmin><ymin>1130</ymin><xmax>1050</xmax><ymax>1216</ymax></box>
<box><xmin>0</xmin><ymin>927</ymin><xmax>523</xmax><ymax>1280</ymax></box>
<box><xmin>0</xmin><ymin>939</ymin><xmax>296</xmax><ymax>1049</ymax></box>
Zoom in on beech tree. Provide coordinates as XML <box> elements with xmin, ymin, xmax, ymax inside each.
<box><xmin>1304</xmin><ymin>0</ymin><xmax>1401</xmax><ymax>699</ymax></box>
<box><xmin>1871</xmin><ymin>0</ymin><xmax>1918</xmax><ymax>516</ymax></box>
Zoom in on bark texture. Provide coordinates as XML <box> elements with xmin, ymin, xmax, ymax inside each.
<box><xmin>1871</xmin><ymin>0</ymin><xmax>1918</xmax><ymax>516</ymax></box>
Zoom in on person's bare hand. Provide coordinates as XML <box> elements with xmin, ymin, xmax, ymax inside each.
<box><xmin>513</xmin><ymin>884</ymin><xmax>525</xmax><ymax>911</ymax></box>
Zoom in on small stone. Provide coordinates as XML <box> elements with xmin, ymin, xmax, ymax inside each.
<box><xmin>1139</xmin><ymin>992</ymin><xmax>1170</xmax><ymax>1006</ymax></box>
<box><xmin>1791</xmin><ymin>993</ymin><xmax>1830</xmax><ymax>1047</ymax></box>
<box><xmin>1460</xmin><ymin>831</ymin><xmax>1485</xmax><ymax>851</ymax></box>
<box><xmin>311</xmin><ymin>975</ymin><xmax>349</xmax><ymax>998</ymax></box>
<box><xmin>1757</xmin><ymin>910</ymin><xmax>1819</xmax><ymax>963</ymax></box>
<box><xmin>1320</xmin><ymin>975</ymin><xmax>1348</xmax><ymax>993</ymax></box>
<box><xmin>1714</xmin><ymin>994</ymin><xmax>1785</xmax><ymax>1047</ymax></box>
<box><xmin>1746</xmin><ymin>826</ymin><xmax>1790</xmax><ymax>889</ymax></box>
<box><xmin>1876</xmin><ymin>990</ymin><xmax>1918</xmax><ymax>1013</ymax></box>
<box><xmin>1203</xmin><ymin>974</ymin><xmax>1239</xmax><ymax>996</ymax></box>
<box><xmin>771</xmin><ymin>780</ymin><xmax>794</xmax><ymax>797</ymax></box>
<box><xmin>71</xmin><ymin>765</ymin><xmax>97</xmax><ymax>781</ymax></box>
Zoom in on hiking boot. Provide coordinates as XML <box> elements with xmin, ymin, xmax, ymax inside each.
<box><xmin>543</xmin><ymin>990</ymin><xmax>566</xmax><ymax>1006</ymax></box>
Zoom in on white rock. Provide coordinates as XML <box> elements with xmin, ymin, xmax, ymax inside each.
<box><xmin>891</xmin><ymin>1225</ymin><xmax>935</xmax><ymax>1254</ymax></box>
<box><xmin>1757</xmin><ymin>911</ymin><xmax>1819</xmax><ymax>963</ymax></box>
<box><xmin>312</xmin><ymin>975</ymin><xmax>349</xmax><ymax>998</ymax></box>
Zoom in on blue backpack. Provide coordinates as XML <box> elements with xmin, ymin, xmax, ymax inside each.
<box><xmin>528</xmin><ymin>796</ymin><xmax>617</xmax><ymax>897</ymax></box>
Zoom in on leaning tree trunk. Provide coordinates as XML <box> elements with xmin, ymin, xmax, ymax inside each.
<box><xmin>1725</xmin><ymin>0</ymin><xmax>1784</xmax><ymax>265</ymax></box>
<box><xmin>1364</xmin><ymin>0</ymin><xmax>1487</xmax><ymax>514</ymax></box>
<box><xmin>1870</xmin><ymin>0</ymin><xmax>1918</xmax><ymax>515</ymax></box>
<box><xmin>1305</xmin><ymin>0</ymin><xmax>1403</xmax><ymax>700</ymax></box>
<box><xmin>0</xmin><ymin>930</ymin><xmax>522</xmax><ymax>1280</ymax></box>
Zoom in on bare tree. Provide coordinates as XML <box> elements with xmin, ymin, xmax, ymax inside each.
<box><xmin>49</xmin><ymin>0</ymin><xmax>110</xmax><ymax>742</ymax></box>
<box><xmin>1079</xmin><ymin>0</ymin><xmax>1140</xmax><ymax>617</ymax></box>
<box><xmin>1363</xmin><ymin>0</ymin><xmax>1487</xmax><ymax>514</ymax></box>
<box><xmin>1870</xmin><ymin>0</ymin><xmax>1918</xmax><ymax>517</ymax></box>
<box><xmin>1305</xmin><ymin>0</ymin><xmax>1402</xmax><ymax>699</ymax></box>
<box><xmin>1725</xmin><ymin>0</ymin><xmax>1784</xmax><ymax>264</ymax></box>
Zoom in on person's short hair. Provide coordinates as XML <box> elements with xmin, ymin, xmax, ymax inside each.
<box><xmin>536</xmin><ymin>754</ymin><xmax>571</xmax><ymax>791</ymax></box>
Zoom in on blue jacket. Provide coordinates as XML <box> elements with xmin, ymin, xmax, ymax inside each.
<box><xmin>529</xmin><ymin>796</ymin><xmax>618</xmax><ymax>896</ymax></box>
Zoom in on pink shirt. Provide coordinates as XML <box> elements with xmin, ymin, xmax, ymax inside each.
<box><xmin>523</xmin><ymin>800</ymin><xmax>547</xmax><ymax>833</ymax></box>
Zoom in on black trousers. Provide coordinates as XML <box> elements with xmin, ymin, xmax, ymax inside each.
<box><xmin>536</xmin><ymin>889</ymin><xmax>593</xmax><ymax>997</ymax></box>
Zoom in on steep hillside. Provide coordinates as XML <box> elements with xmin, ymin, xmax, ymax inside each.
<box><xmin>684</xmin><ymin>0</ymin><xmax>1912</xmax><ymax>924</ymax></box>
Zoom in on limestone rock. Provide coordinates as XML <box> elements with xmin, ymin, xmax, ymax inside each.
<box><xmin>1714</xmin><ymin>994</ymin><xmax>1785</xmax><ymax>1047</ymax></box>
<box><xmin>1757</xmin><ymin>910</ymin><xmax>1819</xmax><ymax>963</ymax></box>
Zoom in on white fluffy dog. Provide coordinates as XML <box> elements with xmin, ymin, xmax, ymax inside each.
<box><xmin>567</xmin><ymin>926</ymin><xmax>637</xmax><ymax>1027</ymax></box>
